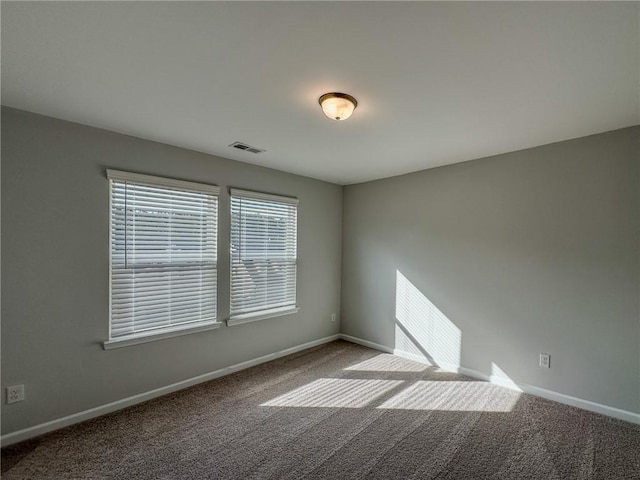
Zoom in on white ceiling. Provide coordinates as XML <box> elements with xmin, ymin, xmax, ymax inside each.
<box><xmin>2</xmin><ymin>2</ymin><xmax>638</xmax><ymax>185</ymax></box>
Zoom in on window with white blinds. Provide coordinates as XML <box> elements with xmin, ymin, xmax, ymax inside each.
<box><xmin>229</xmin><ymin>189</ymin><xmax>298</xmax><ymax>324</ymax></box>
<box><xmin>107</xmin><ymin>170</ymin><xmax>219</xmax><ymax>344</ymax></box>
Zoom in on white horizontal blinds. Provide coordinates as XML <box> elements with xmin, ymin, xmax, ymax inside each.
<box><xmin>108</xmin><ymin>170</ymin><xmax>219</xmax><ymax>339</ymax></box>
<box><xmin>230</xmin><ymin>189</ymin><xmax>298</xmax><ymax>316</ymax></box>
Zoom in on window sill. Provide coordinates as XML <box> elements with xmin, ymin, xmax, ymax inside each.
<box><xmin>103</xmin><ymin>321</ymin><xmax>222</xmax><ymax>350</ymax></box>
<box><xmin>227</xmin><ymin>306</ymin><xmax>299</xmax><ymax>327</ymax></box>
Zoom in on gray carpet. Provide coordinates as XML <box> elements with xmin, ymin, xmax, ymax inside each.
<box><xmin>2</xmin><ymin>340</ymin><xmax>639</xmax><ymax>479</ymax></box>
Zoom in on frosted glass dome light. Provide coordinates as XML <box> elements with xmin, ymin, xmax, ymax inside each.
<box><xmin>318</xmin><ymin>92</ymin><xmax>358</xmax><ymax>121</ymax></box>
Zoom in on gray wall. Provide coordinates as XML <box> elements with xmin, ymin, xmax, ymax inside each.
<box><xmin>342</xmin><ymin>127</ymin><xmax>639</xmax><ymax>413</ymax></box>
<box><xmin>1</xmin><ymin>107</ymin><xmax>343</xmax><ymax>435</ymax></box>
<box><xmin>3</xmin><ymin>106</ymin><xmax>638</xmax><ymax>437</ymax></box>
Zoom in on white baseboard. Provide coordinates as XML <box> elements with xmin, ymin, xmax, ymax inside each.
<box><xmin>338</xmin><ymin>333</ymin><xmax>394</xmax><ymax>354</ymax></box>
<box><xmin>4</xmin><ymin>332</ymin><xmax>636</xmax><ymax>447</ymax></box>
<box><xmin>1</xmin><ymin>334</ymin><xmax>341</xmax><ymax>447</ymax></box>
<box><xmin>339</xmin><ymin>334</ymin><xmax>640</xmax><ymax>425</ymax></box>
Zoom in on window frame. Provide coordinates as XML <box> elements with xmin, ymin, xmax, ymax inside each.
<box><xmin>104</xmin><ymin>169</ymin><xmax>221</xmax><ymax>349</ymax></box>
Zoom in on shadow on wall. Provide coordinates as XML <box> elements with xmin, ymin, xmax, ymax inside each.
<box><xmin>394</xmin><ymin>270</ymin><xmax>461</xmax><ymax>370</ymax></box>
<box><xmin>256</xmin><ymin>273</ymin><xmax>527</xmax><ymax>413</ymax></box>
<box><xmin>394</xmin><ymin>269</ymin><xmax>521</xmax><ymax>391</ymax></box>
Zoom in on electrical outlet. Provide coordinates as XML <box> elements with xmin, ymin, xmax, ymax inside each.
<box><xmin>539</xmin><ymin>353</ymin><xmax>551</xmax><ymax>369</ymax></box>
<box><xmin>7</xmin><ymin>385</ymin><xmax>24</xmax><ymax>404</ymax></box>
<box><xmin>331</xmin><ymin>313</ymin><xmax>337</xmax><ymax>322</ymax></box>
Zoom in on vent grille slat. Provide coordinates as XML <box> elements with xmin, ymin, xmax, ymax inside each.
<box><xmin>229</xmin><ymin>142</ymin><xmax>266</xmax><ymax>154</ymax></box>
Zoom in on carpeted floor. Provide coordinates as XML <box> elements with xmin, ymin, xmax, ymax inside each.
<box><xmin>2</xmin><ymin>340</ymin><xmax>639</xmax><ymax>479</ymax></box>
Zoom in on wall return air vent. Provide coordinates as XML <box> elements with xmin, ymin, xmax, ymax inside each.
<box><xmin>229</xmin><ymin>142</ymin><xmax>266</xmax><ymax>154</ymax></box>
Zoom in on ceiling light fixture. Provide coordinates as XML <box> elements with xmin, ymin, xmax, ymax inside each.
<box><xmin>318</xmin><ymin>92</ymin><xmax>358</xmax><ymax>121</ymax></box>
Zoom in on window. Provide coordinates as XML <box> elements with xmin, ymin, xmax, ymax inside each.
<box><xmin>229</xmin><ymin>189</ymin><xmax>298</xmax><ymax>325</ymax></box>
<box><xmin>105</xmin><ymin>170</ymin><xmax>220</xmax><ymax>348</ymax></box>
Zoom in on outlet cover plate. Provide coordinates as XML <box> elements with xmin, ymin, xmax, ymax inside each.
<box><xmin>539</xmin><ymin>353</ymin><xmax>551</xmax><ymax>368</ymax></box>
<box><xmin>7</xmin><ymin>384</ymin><xmax>24</xmax><ymax>404</ymax></box>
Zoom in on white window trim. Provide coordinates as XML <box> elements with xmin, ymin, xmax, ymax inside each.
<box><xmin>226</xmin><ymin>306</ymin><xmax>300</xmax><ymax>327</ymax></box>
<box><xmin>229</xmin><ymin>188</ymin><xmax>298</xmax><ymax>205</ymax></box>
<box><xmin>103</xmin><ymin>321</ymin><xmax>222</xmax><ymax>350</ymax></box>
<box><xmin>107</xmin><ymin>169</ymin><xmax>220</xmax><ymax>195</ymax></box>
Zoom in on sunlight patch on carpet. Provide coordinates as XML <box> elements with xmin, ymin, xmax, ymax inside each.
<box><xmin>344</xmin><ymin>354</ymin><xmax>429</xmax><ymax>372</ymax></box>
<box><xmin>260</xmin><ymin>379</ymin><xmax>403</xmax><ymax>408</ymax></box>
<box><xmin>378</xmin><ymin>381</ymin><xmax>521</xmax><ymax>412</ymax></box>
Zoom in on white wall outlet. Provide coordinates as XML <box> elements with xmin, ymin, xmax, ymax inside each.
<box><xmin>7</xmin><ymin>384</ymin><xmax>25</xmax><ymax>404</ymax></box>
<box><xmin>539</xmin><ymin>353</ymin><xmax>551</xmax><ymax>368</ymax></box>
<box><xmin>331</xmin><ymin>313</ymin><xmax>337</xmax><ymax>322</ymax></box>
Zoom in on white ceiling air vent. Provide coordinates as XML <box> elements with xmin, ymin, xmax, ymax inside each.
<box><xmin>229</xmin><ymin>141</ymin><xmax>266</xmax><ymax>154</ymax></box>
